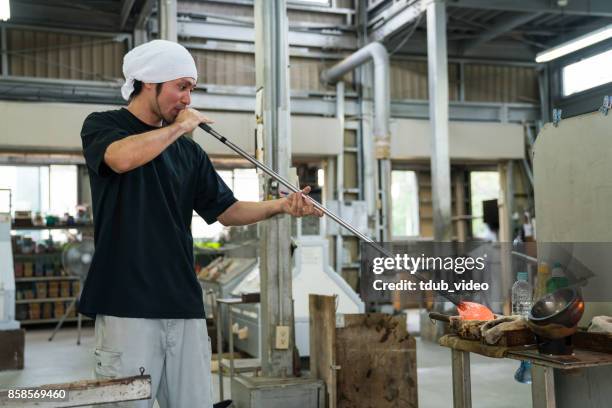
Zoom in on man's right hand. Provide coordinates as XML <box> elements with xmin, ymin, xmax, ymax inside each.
<box><xmin>175</xmin><ymin>108</ymin><xmax>214</xmax><ymax>134</ymax></box>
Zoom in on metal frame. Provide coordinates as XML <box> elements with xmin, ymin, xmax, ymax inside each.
<box><xmin>451</xmin><ymin>349</ymin><xmax>472</xmax><ymax>408</ymax></box>
<box><xmin>0</xmin><ymin>76</ymin><xmax>539</xmax><ymax>122</ymax></box>
<box><xmin>198</xmin><ymin>0</ymin><xmax>355</xmax><ymax>16</ymax></box>
<box><xmin>447</xmin><ymin>0</ymin><xmax>612</xmax><ymax>17</ymax></box>
<box><xmin>0</xmin><ymin>22</ymin><xmax>132</xmax><ymax>40</ymax></box>
<box><xmin>149</xmin><ymin>20</ymin><xmax>357</xmax><ymax>50</ymax></box>
<box><xmin>368</xmin><ymin>0</ymin><xmax>424</xmax><ymax>43</ymax></box>
<box><xmin>427</xmin><ymin>0</ymin><xmax>452</xmax><ymax>241</ymax></box>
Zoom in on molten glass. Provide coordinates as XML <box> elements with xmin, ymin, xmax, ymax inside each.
<box><xmin>457</xmin><ymin>301</ymin><xmax>495</xmax><ymax>321</ymax></box>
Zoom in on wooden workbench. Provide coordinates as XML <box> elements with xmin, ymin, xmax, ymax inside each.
<box><xmin>439</xmin><ymin>334</ymin><xmax>612</xmax><ymax>408</ymax></box>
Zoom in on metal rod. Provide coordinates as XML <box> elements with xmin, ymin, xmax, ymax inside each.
<box><xmin>199</xmin><ymin>123</ymin><xmax>461</xmax><ymax>306</ymax></box>
<box><xmin>200</xmin><ymin>123</ymin><xmax>372</xmax><ymax>242</ymax></box>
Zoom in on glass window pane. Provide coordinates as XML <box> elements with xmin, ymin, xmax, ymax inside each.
<box><xmin>234</xmin><ymin>168</ymin><xmax>259</xmax><ymax>201</ymax></box>
<box><xmin>562</xmin><ymin>48</ymin><xmax>612</xmax><ymax>96</ymax></box>
<box><xmin>391</xmin><ymin>170</ymin><xmax>419</xmax><ymax>237</ymax></box>
<box><xmin>49</xmin><ymin>165</ymin><xmax>77</xmax><ymax>216</ymax></box>
<box><xmin>470</xmin><ymin>171</ymin><xmax>500</xmax><ymax>239</ymax></box>
<box><xmin>191</xmin><ymin>168</ymin><xmax>258</xmax><ymax>240</ymax></box>
<box><xmin>0</xmin><ymin>165</ymin><xmax>45</xmax><ymax>215</ymax></box>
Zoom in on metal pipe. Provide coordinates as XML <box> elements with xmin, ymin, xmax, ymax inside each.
<box><xmin>199</xmin><ymin>123</ymin><xmax>461</xmax><ymax>306</ymax></box>
<box><xmin>321</xmin><ymin>41</ymin><xmax>391</xmax><ymax>240</ymax></box>
<box><xmin>321</xmin><ymin>42</ymin><xmax>390</xmax><ymax>143</ymax></box>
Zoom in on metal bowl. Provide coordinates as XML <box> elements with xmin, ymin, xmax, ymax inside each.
<box><xmin>527</xmin><ymin>287</ymin><xmax>584</xmax><ymax>339</ymax></box>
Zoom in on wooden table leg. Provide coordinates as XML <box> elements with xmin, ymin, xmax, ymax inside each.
<box><xmin>451</xmin><ymin>349</ymin><xmax>472</xmax><ymax>408</ymax></box>
<box><xmin>532</xmin><ymin>365</ymin><xmax>556</xmax><ymax>408</ymax></box>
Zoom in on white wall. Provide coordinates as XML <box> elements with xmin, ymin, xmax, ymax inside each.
<box><xmin>390</xmin><ymin>119</ymin><xmax>525</xmax><ymax>160</ymax></box>
<box><xmin>0</xmin><ymin>101</ymin><xmax>342</xmax><ymax>156</ymax></box>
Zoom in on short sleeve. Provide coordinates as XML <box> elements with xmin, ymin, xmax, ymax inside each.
<box><xmin>81</xmin><ymin>112</ymin><xmax>129</xmax><ymax>177</ymax></box>
<box><xmin>193</xmin><ymin>147</ymin><xmax>237</xmax><ymax>224</ymax></box>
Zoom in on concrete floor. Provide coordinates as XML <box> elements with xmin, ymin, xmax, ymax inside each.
<box><xmin>0</xmin><ymin>326</ymin><xmax>531</xmax><ymax>407</ymax></box>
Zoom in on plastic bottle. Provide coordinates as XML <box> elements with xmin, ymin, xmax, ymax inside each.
<box><xmin>546</xmin><ymin>262</ymin><xmax>569</xmax><ymax>293</ymax></box>
<box><xmin>512</xmin><ymin>272</ymin><xmax>533</xmax><ymax>384</ymax></box>
<box><xmin>534</xmin><ymin>262</ymin><xmax>550</xmax><ymax>301</ymax></box>
<box><xmin>512</xmin><ymin>272</ymin><xmax>532</xmax><ymax>318</ymax></box>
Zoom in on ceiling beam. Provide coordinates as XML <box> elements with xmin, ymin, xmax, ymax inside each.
<box><xmin>449</xmin><ymin>0</ymin><xmax>612</xmax><ymax>17</ymax></box>
<box><xmin>461</xmin><ymin>12</ymin><xmax>543</xmax><ymax>55</ymax></box>
<box><xmin>119</xmin><ymin>0</ymin><xmax>137</xmax><ymax>30</ymax></box>
<box><xmin>368</xmin><ymin>0</ymin><xmax>424</xmax><ymax>43</ymax></box>
<box><xmin>135</xmin><ymin>0</ymin><xmax>156</xmax><ymax>30</ymax></box>
<box><xmin>9</xmin><ymin>2</ymin><xmax>119</xmax><ymax>31</ymax></box>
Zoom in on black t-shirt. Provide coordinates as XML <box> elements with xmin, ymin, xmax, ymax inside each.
<box><xmin>78</xmin><ymin>108</ymin><xmax>237</xmax><ymax>319</ymax></box>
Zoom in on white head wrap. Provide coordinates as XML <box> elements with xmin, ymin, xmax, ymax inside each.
<box><xmin>121</xmin><ymin>40</ymin><xmax>198</xmax><ymax>100</ymax></box>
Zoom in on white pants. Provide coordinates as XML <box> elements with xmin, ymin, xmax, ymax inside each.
<box><xmin>93</xmin><ymin>315</ymin><xmax>213</xmax><ymax>408</ymax></box>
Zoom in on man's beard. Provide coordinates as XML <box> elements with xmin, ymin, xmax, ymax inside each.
<box><xmin>154</xmin><ymin>96</ymin><xmax>175</xmax><ymax>125</ymax></box>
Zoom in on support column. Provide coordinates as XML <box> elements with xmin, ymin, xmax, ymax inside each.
<box><xmin>255</xmin><ymin>0</ymin><xmax>294</xmax><ymax>377</ymax></box>
<box><xmin>1</xmin><ymin>26</ymin><xmax>8</xmax><ymax>76</ymax></box>
<box><xmin>427</xmin><ymin>0</ymin><xmax>452</xmax><ymax>241</ymax></box>
<box><xmin>451</xmin><ymin>349</ymin><xmax>472</xmax><ymax>408</ymax></box>
<box><xmin>158</xmin><ymin>0</ymin><xmax>177</xmax><ymax>42</ymax></box>
<box><xmin>336</xmin><ymin>81</ymin><xmax>345</xmax><ymax>274</ymax></box>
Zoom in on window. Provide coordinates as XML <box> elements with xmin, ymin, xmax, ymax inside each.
<box><xmin>562</xmin><ymin>48</ymin><xmax>612</xmax><ymax>96</ymax></box>
<box><xmin>0</xmin><ymin>164</ymin><xmax>78</xmax><ymax>241</ymax></box>
<box><xmin>191</xmin><ymin>168</ymin><xmax>259</xmax><ymax>240</ymax></box>
<box><xmin>0</xmin><ymin>165</ymin><xmax>77</xmax><ymax>217</ymax></box>
<box><xmin>391</xmin><ymin>170</ymin><xmax>419</xmax><ymax>238</ymax></box>
<box><xmin>470</xmin><ymin>171</ymin><xmax>500</xmax><ymax>240</ymax></box>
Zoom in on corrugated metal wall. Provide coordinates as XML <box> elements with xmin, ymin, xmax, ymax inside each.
<box><xmin>6</xmin><ymin>28</ymin><xmax>126</xmax><ymax>81</ymax></box>
<box><xmin>464</xmin><ymin>64</ymin><xmax>538</xmax><ymax>103</ymax></box>
<box><xmin>4</xmin><ymin>27</ymin><xmax>537</xmax><ymax>104</ymax></box>
<box><xmin>390</xmin><ymin>60</ymin><xmax>460</xmax><ymax>100</ymax></box>
<box><xmin>390</xmin><ymin>59</ymin><xmax>538</xmax><ymax>103</ymax></box>
<box><xmin>191</xmin><ymin>50</ymin><xmax>350</xmax><ymax>92</ymax></box>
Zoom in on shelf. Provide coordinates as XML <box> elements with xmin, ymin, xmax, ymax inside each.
<box><xmin>13</xmin><ymin>252</ymin><xmax>62</xmax><ymax>259</ymax></box>
<box><xmin>11</xmin><ymin>224</ymin><xmax>93</xmax><ymax>231</ymax></box>
<box><xmin>19</xmin><ymin>316</ymin><xmax>90</xmax><ymax>325</ymax></box>
<box><xmin>16</xmin><ymin>297</ymin><xmax>75</xmax><ymax>304</ymax></box>
<box><xmin>16</xmin><ymin>276</ymin><xmax>78</xmax><ymax>282</ymax></box>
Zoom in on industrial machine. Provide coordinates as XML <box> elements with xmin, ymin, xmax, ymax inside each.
<box><xmin>227</xmin><ymin>236</ymin><xmax>364</xmax><ymax>357</ymax></box>
<box><xmin>198</xmin><ymin>255</ymin><xmax>258</xmax><ymax>342</ymax></box>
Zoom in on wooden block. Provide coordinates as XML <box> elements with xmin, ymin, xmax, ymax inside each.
<box><xmin>35</xmin><ymin>282</ymin><xmax>47</xmax><ymax>298</ymax></box>
<box><xmin>309</xmin><ymin>294</ymin><xmax>337</xmax><ymax>408</ymax></box>
<box><xmin>72</xmin><ymin>280</ymin><xmax>80</xmax><ymax>296</ymax></box>
<box><xmin>48</xmin><ymin>281</ymin><xmax>60</xmax><ymax>298</ymax></box>
<box><xmin>29</xmin><ymin>303</ymin><xmax>41</xmax><ymax>320</ymax></box>
<box><xmin>336</xmin><ymin>314</ymin><xmax>418</xmax><ymax>408</ymax></box>
<box><xmin>573</xmin><ymin>330</ymin><xmax>612</xmax><ymax>353</ymax></box>
<box><xmin>0</xmin><ymin>329</ymin><xmax>25</xmax><ymax>370</ymax></box>
<box><xmin>60</xmin><ymin>281</ymin><xmax>71</xmax><ymax>298</ymax></box>
<box><xmin>494</xmin><ymin>328</ymin><xmax>536</xmax><ymax>347</ymax></box>
<box><xmin>54</xmin><ymin>302</ymin><xmax>65</xmax><ymax>318</ymax></box>
<box><xmin>42</xmin><ymin>302</ymin><xmax>53</xmax><ymax>319</ymax></box>
<box><xmin>23</xmin><ymin>262</ymin><xmax>33</xmax><ymax>277</ymax></box>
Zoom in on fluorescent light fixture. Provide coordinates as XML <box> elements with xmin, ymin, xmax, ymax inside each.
<box><xmin>0</xmin><ymin>0</ymin><xmax>9</xmax><ymax>21</ymax></box>
<box><xmin>536</xmin><ymin>24</ymin><xmax>612</xmax><ymax>63</ymax></box>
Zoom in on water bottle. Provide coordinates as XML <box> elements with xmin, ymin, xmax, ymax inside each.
<box><xmin>512</xmin><ymin>272</ymin><xmax>532</xmax><ymax>384</ymax></box>
<box><xmin>512</xmin><ymin>272</ymin><xmax>532</xmax><ymax>317</ymax></box>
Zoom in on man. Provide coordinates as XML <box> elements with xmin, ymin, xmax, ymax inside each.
<box><xmin>79</xmin><ymin>40</ymin><xmax>322</xmax><ymax>407</ymax></box>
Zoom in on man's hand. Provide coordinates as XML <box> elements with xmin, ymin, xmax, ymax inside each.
<box><xmin>175</xmin><ymin>108</ymin><xmax>214</xmax><ymax>133</ymax></box>
<box><xmin>281</xmin><ymin>186</ymin><xmax>324</xmax><ymax>218</ymax></box>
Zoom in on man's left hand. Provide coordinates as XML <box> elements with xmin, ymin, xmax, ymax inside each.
<box><xmin>281</xmin><ymin>186</ymin><xmax>324</xmax><ymax>218</ymax></box>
